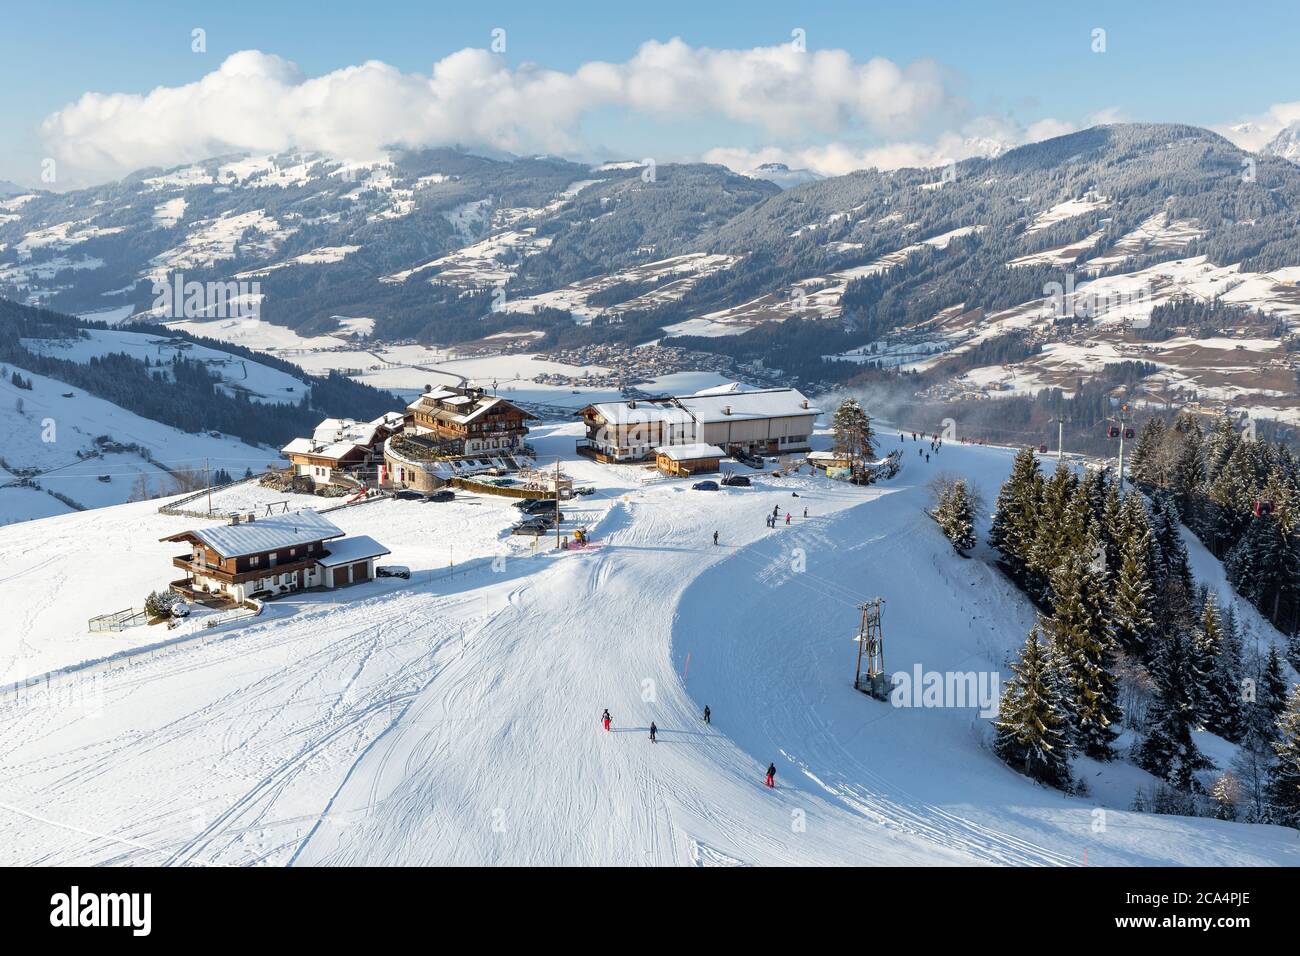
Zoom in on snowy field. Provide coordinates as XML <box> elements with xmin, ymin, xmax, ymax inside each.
<box><xmin>21</xmin><ymin>329</ymin><xmax>307</xmax><ymax>405</ymax></box>
<box><xmin>0</xmin><ymin>362</ymin><xmax>279</xmax><ymax>523</ymax></box>
<box><xmin>0</xmin><ymin>424</ymin><xmax>1296</xmax><ymax>866</ymax></box>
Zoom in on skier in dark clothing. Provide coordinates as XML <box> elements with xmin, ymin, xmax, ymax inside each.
<box><xmin>602</xmin><ymin>709</ymin><xmax>611</xmax><ymax>731</ymax></box>
<box><xmin>925</xmin><ymin>453</ymin><xmax>930</xmax><ymax>463</ymax></box>
<box><xmin>803</xmin><ymin>508</ymin><xmax>808</xmax><ymax>518</ymax></box>
<box><xmin>773</xmin><ymin>504</ymin><xmax>780</xmax><ymax>518</ymax></box>
<box><xmin>765</xmin><ymin>763</ymin><xmax>776</xmax><ymax>788</ymax></box>
<box><xmin>712</xmin><ymin>530</ymin><xmax>719</xmax><ymax>546</ymax></box>
<box><xmin>649</xmin><ymin>722</ymin><xmax>658</xmax><ymax>743</ymax></box>
<box><xmin>703</xmin><ymin>705</ymin><xmax>711</xmax><ymax>724</ymax></box>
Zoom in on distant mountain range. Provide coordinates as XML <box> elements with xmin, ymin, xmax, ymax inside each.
<box><xmin>3</xmin><ymin>123</ymin><xmax>1300</xmax><ymax>426</ymax></box>
<box><xmin>1264</xmin><ymin>121</ymin><xmax>1300</xmax><ymax>165</ymax></box>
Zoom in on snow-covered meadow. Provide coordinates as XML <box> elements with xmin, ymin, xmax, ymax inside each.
<box><xmin>0</xmin><ymin>424</ymin><xmax>1295</xmax><ymax>866</ymax></box>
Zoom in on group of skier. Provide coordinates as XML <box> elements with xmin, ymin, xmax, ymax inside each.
<box><xmin>600</xmin><ymin>705</ymin><xmax>777</xmax><ymax>789</ymax></box>
<box><xmin>766</xmin><ymin>503</ymin><xmax>808</xmax><ymax>529</ymax></box>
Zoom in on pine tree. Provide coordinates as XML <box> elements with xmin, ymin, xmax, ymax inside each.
<box><xmin>936</xmin><ymin>479</ymin><xmax>976</xmax><ymax>553</ymax></box>
<box><xmin>1194</xmin><ymin>593</ymin><xmax>1242</xmax><ymax>739</ymax></box>
<box><xmin>994</xmin><ymin>627</ymin><xmax>1074</xmax><ymax>790</ymax></box>
<box><xmin>1111</xmin><ymin>514</ymin><xmax>1156</xmax><ymax>657</ymax></box>
<box><xmin>1137</xmin><ymin>628</ymin><xmax>1214</xmax><ymax>792</ymax></box>
<box><xmin>1129</xmin><ymin>418</ymin><xmax>1167</xmax><ymax>488</ymax></box>
<box><xmin>989</xmin><ymin>448</ymin><xmax>1042</xmax><ymax>580</ymax></box>
<box><xmin>1267</xmin><ymin>685</ymin><xmax>1300</xmax><ymax>829</ymax></box>
<box><xmin>1044</xmin><ymin>549</ymin><xmax>1122</xmax><ymax>760</ymax></box>
<box><xmin>831</xmin><ymin>398</ymin><xmax>876</xmax><ymax>464</ymax></box>
<box><xmin>1101</xmin><ymin>481</ymin><xmax>1126</xmax><ymax>576</ymax></box>
<box><xmin>1149</xmin><ymin>490</ymin><xmax>1192</xmax><ymax>593</ymax></box>
<box><xmin>1263</xmin><ymin>646</ymin><xmax>1289</xmax><ymax>729</ymax></box>
<box><xmin>1028</xmin><ymin>464</ymin><xmax>1080</xmax><ymax>599</ymax></box>
<box><xmin>1211</xmin><ymin>771</ymin><xmax>1240</xmax><ymax>821</ymax></box>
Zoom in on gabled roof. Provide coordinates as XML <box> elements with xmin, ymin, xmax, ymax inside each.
<box><xmin>316</xmin><ymin>534</ymin><xmax>391</xmax><ymax>568</ymax></box>
<box><xmin>655</xmin><ymin>443</ymin><xmax>725</xmax><ymax>461</ymax></box>
<box><xmin>582</xmin><ymin>401</ymin><xmax>694</xmax><ymax>426</ymax></box>
<box><xmin>280</xmin><ymin>437</ymin><xmax>368</xmax><ymax>461</ymax></box>
<box><xmin>675</xmin><ymin>388</ymin><xmax>821</xmax><ymax>423</ymax></box>
<box><xmin>161</xmin><ymin>509</ymin><xmax>345</xmax><ymax>558</ymax></box>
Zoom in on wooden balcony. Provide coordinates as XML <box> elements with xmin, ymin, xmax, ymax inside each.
<box><xmin>173</xmin><ymin>553</ymin><xmax>322</xmax><ymax>585</ymax></box>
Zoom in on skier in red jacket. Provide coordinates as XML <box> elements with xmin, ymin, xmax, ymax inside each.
<box><xmin>765</xmin><ymin>763</ymin><xmax>776</xmax><ymax>788</ymax></box>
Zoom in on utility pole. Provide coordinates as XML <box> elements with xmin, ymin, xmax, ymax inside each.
<box><xmin>206</xmin><ymin>457</ymin><xmax>211</xmax><ymax>515</ymax></box>
<box><xmin>555</xmin><ymin>456</ymin><xmax>562</xmax><ymax>551</ymax></box>
<box><xmin>1117</xmin><ymin>402</ymin><xmax>1130</xmax><ymax>495</ymax></box>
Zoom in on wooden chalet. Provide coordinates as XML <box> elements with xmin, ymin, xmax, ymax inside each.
<box><xmin>405</xmin><ymin>386</ymin><xmax>537</xmax><ymax>456</ymax></box>
<box><xmin>162</xmin><ymin>509</ymin><xmax>390</xmax><ymax>603</ymax></box>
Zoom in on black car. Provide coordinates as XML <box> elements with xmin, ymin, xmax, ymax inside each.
<box><xmin>514</xmin><ymin>497</ymin><xmax>543</xmax><ymax>510</ymax></box>
<box><xmin>519</xmin><ymin>499</ymin><xmax>561</xmax><ymax>516</ymax></box>
<box><xmin>721</xmin><ymin>474</ymin><xmax>751</xmax><ymax>487</ymax></box>
<box><xmin>512</xmin><ymin>517</ymin><xmax>556</xmax><ymax>535</ymax></box>
<box><xmin>425</xmin><ymin>489</ymin><xmax>455</xmax><ymax>502</ymax></box>
<box><xmin>692</xmin><ymin>480</ymin><xmax>720</xmax><ymax>491</ymax></box>
<box><xmin>394</xmin><ymin>489</ymin><xmax>424</xmax><ymax>501</ymax></box>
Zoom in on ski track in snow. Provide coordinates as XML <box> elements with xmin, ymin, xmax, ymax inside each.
<box><xmin>1</xmin><ymin>430</ymin><xmax>1298</xmax><ymax>866</ymax></box>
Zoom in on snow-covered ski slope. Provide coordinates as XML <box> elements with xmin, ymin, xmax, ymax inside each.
<box><xmin>1</xmin><ymin>424</ymin><xmax>1296</xmax><ymax>866</ymax></box>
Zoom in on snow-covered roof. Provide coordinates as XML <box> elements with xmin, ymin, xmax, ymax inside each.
<box><xmin>655</xmin><ymin>443</ymin><xmax>725</xmax><ymax>461</ymax></box>
<box><xmin>316</xmin><ymin>534</ymin><xmax>391</xmax><ymax>568</ymax></box>
<box><xmin>675</xmin><ymin>388</ymin><xmax>820</xmax><ymax>423</ymax></box>
<box><xmin>281</xmin><ymin>437</ymin><xmax>317</xmax><ymax>455</ymax></box>
<box><xmin>690</xmin><ymin>382</ymin><xmax>749</xmax><ymax>396</ymax></box>
<box><xmin>807</xmin><ymin>450</ymin><xmax>850</xmax><ymax>461</ymax></box>
<box><xmin>280</xmin><ymin>436</ymin><xmax>366</xmax><ymax>461</ymax></box>
<box><xmin>312</xmin><ymin>415</ymin><xmax>396</xmax><ymax>447</ymax></box>
<box><xmin>407</xmin><ymin>389</ymin><xmax>534</xmax><ymax>425</ymax></box>
<box><xmin>586</xmin><ymin>401</ymin><xmax>694</xmax><ymax>425</ymax></box>
<box><xmin>163</xmin><ymin>509</ymin><xmax>344</xmax><ymax>558</ymax></box>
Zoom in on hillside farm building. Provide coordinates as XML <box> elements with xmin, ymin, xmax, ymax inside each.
<box><xmin>163</xmin><ymin>510</ymin><xmax>390</xmax><ymax>603</ymax></box>
<box><xmin>405</xmin><ymin>385</ymin><xmax>537</xmax><ymax>456</ymax></box>
<box><xmin>578</xmin><ymin>385</ymin><xmax>820</xmax><ymax>463</ymax></box>
<box><xmin>281</xmin><ymin>413</ymin><xmax>403</xmax><ymax>488</ymax></box>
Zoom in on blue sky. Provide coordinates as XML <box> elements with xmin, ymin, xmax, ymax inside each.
<box><xmin>3</xmin><ymin>0</ymin><xmax>1299</xmax><ymax>187</ymax></box>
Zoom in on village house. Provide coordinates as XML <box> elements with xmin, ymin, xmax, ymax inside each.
<box><xmin>577</xmin><ymin>384</ymin><xmax>820</xmax><ymax>463</ymax></box>
<box><xmin>163</xmin><ymin>509</ymin><xmax>390</xmax><ymax>604</ymax></box>
<box><xmin>281</xmin><ymin>413</ymin><xmax>404</xmax><ymax>488</ymax></box>
<box><xmin>654</xmin><ymin>443</ymin><xmax>725</xmax><ymax>477</ymax></box>
<box><xmin>405</xmin><ymin>385</ymin><xmax>537</xmax><ymax>456</ymax></box>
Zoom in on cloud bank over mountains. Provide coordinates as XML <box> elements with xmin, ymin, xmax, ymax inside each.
<box><xmin>40</xmin><ymin>39</ymin><xmax>1248</xmax><ymax>187</ymax></box>
<box><xmin>37</xmin><ymin>40</ymin><xmax>1065</xmax><ymax>186</ymax></box>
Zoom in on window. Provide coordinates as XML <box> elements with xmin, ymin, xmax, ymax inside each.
<box><xmin>250</xmin><ymin>555</ymin><xmax>261</xmax><ymax>567</ymax></box>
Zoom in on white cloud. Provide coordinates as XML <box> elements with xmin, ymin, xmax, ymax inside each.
<box><xmin>702</xmin><ymin>114</ymin><xmax>1078</xmax><ymax>178</ymax></box>
<box><xmin>1214</xmin><ymin>100</ymin><xmax>1300</xmax><ymax>152</ymax></box>
<box><xmin>40</xmin><ymin>41</ymin><xmax>960</xmax><ymax>185</ymax></box>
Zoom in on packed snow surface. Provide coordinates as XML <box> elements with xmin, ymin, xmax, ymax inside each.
<box><xmin>0</xmin><ymin>425</ymin><xmax>1296</xmax><ymax>866</ymax></box>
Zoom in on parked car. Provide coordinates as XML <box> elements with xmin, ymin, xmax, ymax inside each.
<box><xmin>514</xmin><ymin>497</ymin><xmax>544</xmax><ymax>510</ymax></box>
<box><xmin>732</xmin><ymin>449</ymin><xmax>764</xmax><ymax>469</ymax></box>
<box><xmin>377</xmin><ymin>565</ymin><xmax>411</xmax><ymax>579</ymax></box>
<box><xmin>170</xmin><ymin>601</ymin><xmax>191</xmax><ymax>618</ymax></box>
<box><xmin>425</xmin><ymin>489</ymin><xmax>455</xmax><ymax>502</ymax></box>
<box><xmin>512</xmin><ymin>519</ymin><xmax>552</xmax><ymax>536</ymax></box>
<box><xmin>520</xmin><ymin>499</ymin><xmax>561</xmax><ymax>517</ymax></box>
<box><xmin>573</xmin><ymin>486</ymin><xmax>596</xmax><ymax>496</ymax></box>
<box><xmin>394</xmin><ymin>489</ymin><xmax>424</xmax><ymax>501</ymax></box>
<box><xmin>721</xmin><ymin>474</ymin><xmax>751</xmax><ymax>487</ymax></box>
<box><xmin>692</xmin><ymin>480</ymin><xmax>720</xmax><ymax>491</ymax></box>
